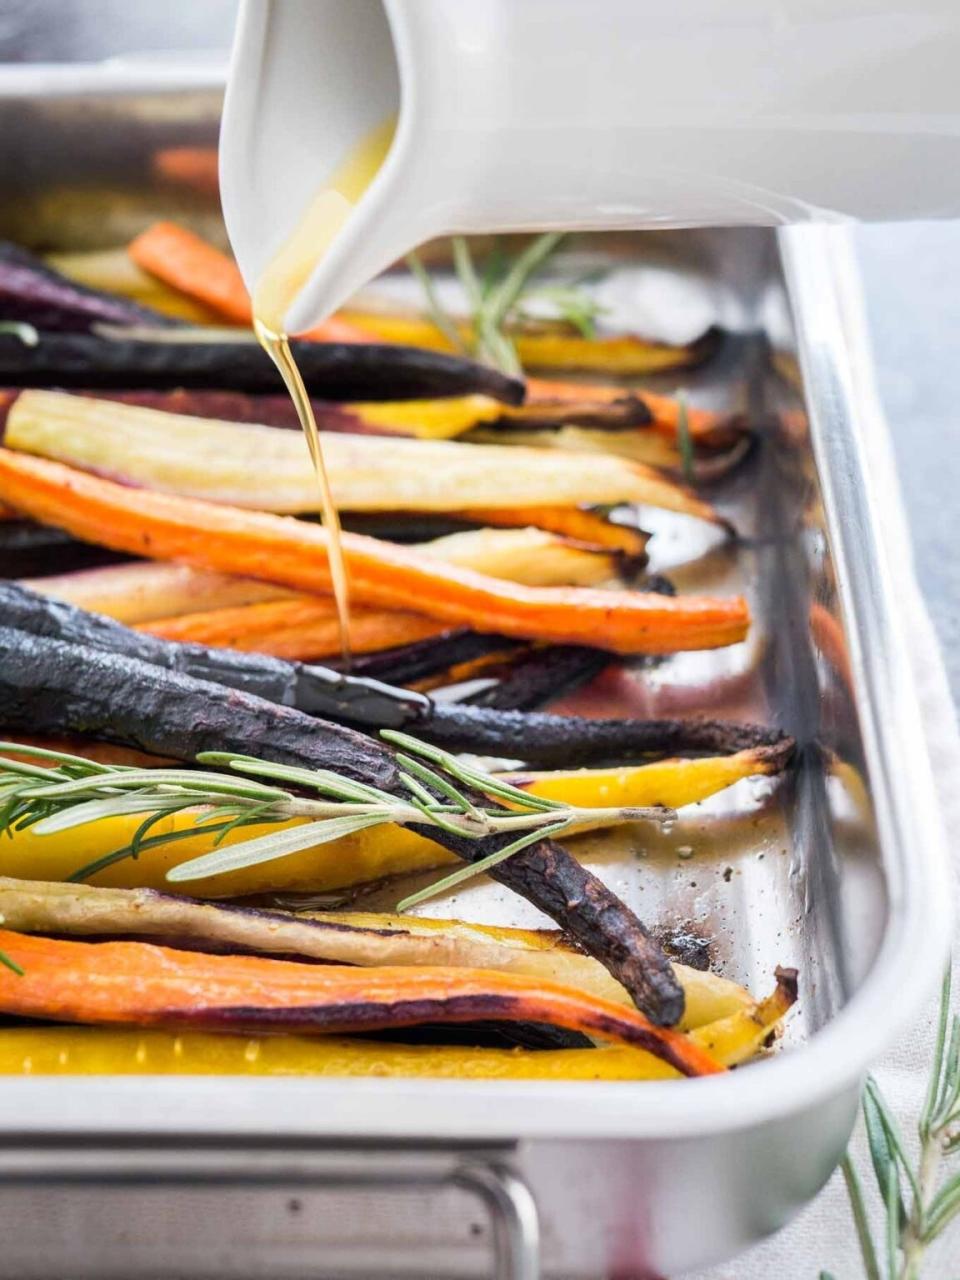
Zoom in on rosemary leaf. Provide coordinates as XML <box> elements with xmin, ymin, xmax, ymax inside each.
<box><xmin>396</xmin><ymin>819</ymin><xmax>570</xmax><ymax>912</ymax></box>
<box><xmin>67</xmin><ymin>821</ymin><xmax>237</xmax><ymax>883</ymax></box>
<box><xmin>0</xmin><ymin>950</ymin><xmax>24</xmax><ymax>977</ymax></box>
<box><xmin>202</xmin><ymin>753</ymin><xmax>395</xmax><ymax>806</ymax></box>
<box><xmin>0</xmin><ymin>741</ymin><xmax>111</xmax><ymax>772</ymax></box>
<box><xmin>865</xmin><ymin>1077</ymin><xmax>922</xmax><ymax>1217</ymax></box>
<box><xmin>921</xmin><ymin>967</ymin><xmax>953</xmax><ymax>1138</ymax></box>
<box><xmin>841</xmin><ymin>1154</ymin><xmax>882</xmax><ymax>1280</ymax></box>
<box><xmin>166</xmin><ymin>814</ymin><xmax>389</xmax><ymax>883</ymax></box>
<box><xmin>885</xmin><ymin>1161</ymin><xmax>901</xmax><ymax>1280</ymax></box>
<box><xmin>405</xmin><ymin>250</ymin><xmax>467</xmax><ymax>354</ymax></box>
<box><xmin>922</xmin><ymin>1173</ymin><xmax>960</xmax><ymax>1241</ymax></box>
<box><xmin>393</xmin><ymin>750</ymin><xmax>479</xmax><ymax>816</ymax></box>
<box><xmin>452</xmin><ymin>236</ymin><xmax>482</xmax><ymax>311</ymax></box>
<box><xmin>863</xmin><ymin>1079</ymin><xmax>909</xmax><ymax>1230</ymax></box>
<box><xmin>32</xmin><ymin>793</ymin><xmax>193</xmax><ymax>836</ymax></box>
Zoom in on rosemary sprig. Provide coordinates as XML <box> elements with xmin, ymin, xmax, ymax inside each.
<box><xmin>407</xmin><ymin>233</ymin><xmax>583</xmax><ymax>376</ymax></box>
<box><xmin>0</xmin><ymin>737</ymin><xmax>671</xmax><ymax>910</ymax></box>
<box><xmin>828</xmin><ymin>966</ymin><xmax>960</xmax><ymax>1279</ymax></box>
<box><xmin>676</xmin><ymin>391</ymin><xmax>695</xmax><ymax>485</ymax></box>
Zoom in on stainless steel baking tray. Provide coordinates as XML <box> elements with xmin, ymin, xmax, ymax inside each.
<box><xmin>0</xmin><ymin>69</ymin><xmax>951</xmax><ymax>1280</ymax></box>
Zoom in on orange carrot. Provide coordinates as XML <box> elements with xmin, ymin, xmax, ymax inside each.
<box><xmin>0</xmin><ymin>449</ymin><xmax>749</xmax><ymax>655</ymax></box>
<box><xmin>0</xmin><ymin>930</ymin><xmax>722</xmax><ymax>1077</ymax></box>
<box><xmin>459</xmin><ymin>505</ymin><xmax>649</xmax><ymax>558</ymax></box>
<box><xmin>527</xmin><ymin>378</ymin><xmax>726</xmax><ymax>442</ymax></box>
<box><xmin>152</xmin><ymin>147</ymin><xmax>221</xmax><ymax>196</ymax></box>
<box><xmin>127</xmin><ymin>222</ymin><xmax>372</xmax><ymax>343</ymax></box>
<box><xmin>141</xmin><ymin>597</ymin><xmax>448</xmax><ymax>660</ymax></box>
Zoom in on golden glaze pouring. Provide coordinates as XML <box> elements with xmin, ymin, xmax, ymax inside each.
<box><xmin>252</xmin><ymin>119</ymin><xmax>396</xmax><ymax>664</ymax></box>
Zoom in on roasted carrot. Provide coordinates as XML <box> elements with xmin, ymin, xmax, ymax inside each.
<box><xmin>336</xmin><ymin>310</ymin><xmax>718</xmax><ymax>376</ymax></box>
<box><xmin>0</xmin><ymin>450</ymin><xmax>750</xmax><ymax>655</ymax></box>
<box><xmin>458</xmin><ymin>506</ymin><xmax>649</xmax><ymax>558</ymax></box>
<box><xmin>0</xmin><ymin>966</ymin><xmax>796</xmax><ymax>1078</ymax></box>
<box><xmin>127</xmin><ymin>222</ymin><xmax>372</xmax><ymax>342</ymax></box>
<box><xmin>527</xmin><ymin>378</ymin><xmax>728</xmax><ymax>443</ymax></box>
<box><xmin>7</xmin><ymin>389</ymin><xmax>719</xmax><ymax>522</ymax></box>
<box><xmin>0</xmin><ymin>930</ymin><xmax>722</xmax><ymax>1077</ymax></box>
<box><xmin>0</xmin><ymin>879</ymin><xmax>756</xmax><ymax>1029</ymax></box>
<box><xmin>142</xmin><ymin>597</ymin><xmax>447</xmax><ymax>660</ymax></box>
<box><xmin>152</xmin><ymin>146</ymin><xmax>221</xmax><ymax>196</ymax></box>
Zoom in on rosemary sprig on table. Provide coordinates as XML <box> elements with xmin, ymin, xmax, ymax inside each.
<box><xmin>0</xmin><ymin>734</ymin><xmax>670</xmax><ymax>911</ymax></box>
<box><xmin>823</xmin><ymin>968</ymin><xmax>960</xmax><ymax>1280</ymax></box>
<box><xmin>408</xmin><ymin>233</ymin><xmax>604</xmax><ymax>376</ymax></box>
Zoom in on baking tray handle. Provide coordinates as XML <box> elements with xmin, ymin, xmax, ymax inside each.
<box><xmin>0</xmin><ymin>1142</ymin><xmax>541</xmax><ymax>1279</ymax></box>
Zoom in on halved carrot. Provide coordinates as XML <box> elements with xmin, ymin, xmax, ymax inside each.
<box><xmin>459</xmin><ymin>506</ymin><xmax>649</xmax><ymax>558</ymax></box>
<box><xmin>127</xmin><ymin>222</ymin><xmax>372</xmax><ymax>343</ymax></box>
<box><xmin>0</xmin><ymin>930</ymin><xmax>722</xmax><ymax>1077</ymax></box>
<box><xmin>0</xmin><ymin>450</ymin><xmax>749</xmax><ymax>655</ymax></box>
<box><xmin>142</xmin><ymin>597</ymin><xmax>447</xmax><ymax>660</ymax></box>
<box><xmin>336</xmin><ymin>310</ymin><xmax>714</xmax><ymax>376</ymax></box>
<box><xmin>528</xmin><ymin>377</ymin><xmax>730</xmax><ymax>441</ymax></box>
<box><xmin>7</xmin><ymin>389</ymin><xmax>719</xmax><ymax>522</ymax></box>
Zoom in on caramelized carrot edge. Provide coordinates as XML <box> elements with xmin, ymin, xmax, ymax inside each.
<box><xmin>127</xmin><ymin>222</ymin><xmax>372</xmax><ymax>343</ymax></box>
<box><xmin>0</xmin><ymin>450</ymin><xmax>749</xmax><ymax>655</ymax></box>
<box><xmin>0</xmin><ymin>930</ymin><xmax>722</xmax><ymax>1077</ymax></box>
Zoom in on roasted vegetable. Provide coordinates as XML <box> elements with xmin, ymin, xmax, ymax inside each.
<box><xmin>0</xmin><ymin>242</ymin><xmax>176</xmax><ymax>333</ymax></box>
<box><xmin>0</xmin><ymin>930</ymin><xmax>720</xmax><ymax>1075</ymax></box>
<box><xmin>0</xmin><ymin>450</ymin><xmax>748</xmax><ymax>655</ymax></box>
<box><xmin>6</xmin><ymin>390</ymin><xmax>720</xmax><ymax>521</ymax></box>
<box><xmin>0</xmin><ymin>975</ymin><xmax>788</xmax><ymax>1079</ymax></box>
<box><xmin>0</xmin><ymin>879</ymin><xmax>752</xmax><ymax>1030</ymax></box>
<box><xmin>0</xmin><ymin>625</ymin><xmax>686</xmax><ymax>1023</ymax></box>
<box><xmin>453</xmin><ymin>505</ymin><xmax>650</xmax><ymax>558</ymax></box>
<box><xmin>0</xmin><ymin>735</ymin><xmax>788</xmax><ymax>902</ymax></box>
<box><xmin>343</xmin><ymin>506</ymin><xmax>650</xmax><ymax>559</ymax></box>
<box><xmin>142</xmin><ymin>598</ymin><xmax>447</xmax><ymax>662</ymax></box>
<box><xmin>22</xmin><ymin>561</ymin><xmax>295</xmax><ymax>625</ymax></box>
<box><xmin>0</xmin><ymin>582</ymin><xmax>785</xmax><ymax>768</ymax></box>
<box><xmin>462</xmin><ymin>643</ymin><xmax>610</xmax><ymax>711</ymax></box>
<box><xmin>45</xmin><ymin>249</ymin><xmax>224</xmax><ymax>324</ymax></box>
<box><xmin>0</xmin><ymin>333</ymin><xmax>524</xmax><ymax>403</ymax></box>
<box><xmin>127</xmin><ymin>221</ymin><xmax>372</xmax><ymax>342</ymax></box>
<box><xmin>347</xmin><ymin>630</ymin><xmax>513</xmax><ymax>686</ymax></box>
<box><xmin>337</xmin><ymin>307</ymin><xmax>723</xmax><ymax>376</ymax></box>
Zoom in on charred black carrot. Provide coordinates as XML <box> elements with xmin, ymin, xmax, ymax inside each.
<box><xmin>1</xmin><ymin>582</ymin><xmax>792</xmax><ymax>768</ymax></box>
<box><xmin>462</xmin><ymin>644</ymin><xmax>610</xmax><ymax>711</ymax></box>
<box><xmin>0</xmin><ymin>624</ymin><xmax>685</xmax><ymax>1024</ymax></box>
<box><xmin>1</xmin><ymin>582</ymin><xmax>789</xmax><ymax>765</ymax></box>
<box><xmin>0</xmin><ymin>332</ymin><xmax>525</xmax><ymax>404</ymax></box>
<box><xmin>344</xmin><ymin>631</ymin><xmax>519</xmax><ymax>685</ymax></box>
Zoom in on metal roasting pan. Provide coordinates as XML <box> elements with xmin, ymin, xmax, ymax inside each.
<box><xmin>0</xmin><ymin>65</ymin><xmax>952</xmax><ymax>1280</ymax></box>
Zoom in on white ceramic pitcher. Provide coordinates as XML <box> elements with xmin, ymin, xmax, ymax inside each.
<box><xmin>220</xmin><ymin>0</ymin><xmax>960</xmax><ymax>333</ymax></box>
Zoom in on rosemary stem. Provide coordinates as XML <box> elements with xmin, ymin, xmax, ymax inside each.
<box><xmin>899</xmin><ymin>1136</ymin><xmax>942</xmax><ymax>1280</ymax></box>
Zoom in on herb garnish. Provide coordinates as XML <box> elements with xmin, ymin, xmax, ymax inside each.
<box><xmin>0</xmin><ymin>735</ymin><xmax>670</xmax><ymax>909</ymax></box>
<box><xmin>824</xmin><ymin>967</ymin><xmax>960</xmax><ymax>1280</ymax></box>
<box><xmin>675</xmin><ymin>391</ymin><xmax>695</xmax><ymax>485</ymax></box>
<box><xmin>408</xmin><ymin>232</ymin><xmax>607</xmax><ymax>376</ymax></box>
